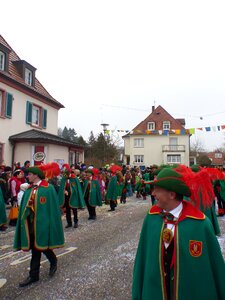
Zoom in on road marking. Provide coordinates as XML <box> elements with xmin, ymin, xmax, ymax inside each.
<box><xmin>0</xmin><ymin>251</ymin><xmax>20</xmax><ymax>261</ymax></box>
<box><xmin>0</xmin><ymin>245</ymin><xmax>11</xmax><ymax>250</ymax></box>
<box><xmin>10</xmin><ymin>247</ymin><xmax>77</xmax><ymax>266</ymax></box>
<box><xmin>0</xmin><ymin>279</ymin><xmax>7</xmax><ymax>289</ymax></box>
<box><xmin>40</xmin><ymin>247</ymin><xmax>78</xmax><ymax>264</ymax></box>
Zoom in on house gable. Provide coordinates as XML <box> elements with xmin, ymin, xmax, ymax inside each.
<box><xmin>0</xmin><ymin>35</ymin><xmax>64</xmax><ymax>109</ymax></box>
<box><xmin>132</xmin><ymin>105</ymin><xmax>185</xmax><ymax>133</ymax></box>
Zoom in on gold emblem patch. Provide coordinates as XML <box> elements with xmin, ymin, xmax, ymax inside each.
<box><xmin>189</xmin><ymin>240</ymin><xmax>202</xmax><ymax>257</ymax></box>
<box><xmin>40</xmin><ymin>197</ymin><xmax>46</xmax><ymax>204</ymax></box>
<box><xmin>162</xmin><ymin>228</ymin><xmax>173</xmax><ymax>244</ymax></box>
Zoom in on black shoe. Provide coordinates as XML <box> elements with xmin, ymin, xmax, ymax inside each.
<box><xmin>0</xmin><ymin>226</ymin><xmax>8</xmax><ymax>231</ymax></box>
<box><xmin>74</xmin><ymin>223</ymin><xmax>78</xmax><ymax>228</ymax></box>
<box><xmin>19</xmin><ymin>277</ymin><xmax>39</xmax><ymax>287</ymax></box>
<box><xmin>49</xmin><ymin>264</ymin><xmax>57</xmax><ymax>277</ymax></box>
<box><xmin>65</xmin><ymin>224</ymin><xmax>72</xmax><ymax>228</ymax></box>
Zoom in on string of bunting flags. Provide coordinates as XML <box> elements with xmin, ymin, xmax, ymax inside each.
<box><xmin>105</xmin><ymin>125</ymin><xmax>225</xmax><ymax>135</ymax></box>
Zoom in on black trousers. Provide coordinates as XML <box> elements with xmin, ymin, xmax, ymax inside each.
<box><xmin>65</xmin><ymin>197</ymin><xmax>78</xmax><ymax>225</ymax></box>
<box><xmin>84</xmin><ymin>197</ymin><xmax>96</xmax><ymax>218</ymax></box>
<box><xmin>110</xmin><ymin>200</ymin><xmax>117</xmax><ymax>210</ymax></box>
<box><xmin>29</xmin><ymin>235</ymin><xmax>57</xmax><ymax>279</ymax></box>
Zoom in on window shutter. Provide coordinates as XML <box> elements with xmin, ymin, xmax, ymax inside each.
<box><xmin>42</xmin><ymin>108</ymin><xmax>47</xmax><ymax>128</ymax></box>
<box><xmin>26</xmin><ymin>101</ymin><xmax>32</xmax><ymax>124</ymax></box>
<box><xmin>5</xmin><ymin>93</ymin><xmax>13</xmax><ymax>118</ymax></box>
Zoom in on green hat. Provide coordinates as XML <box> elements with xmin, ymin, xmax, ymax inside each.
<box><xmin>151</xmin><ymin>167</ymin><xmax>191</xmax><ymax>196</ymax></box>
<box><xmin>26</xmin><ymin>166</ymin><xmax>45</xmax><ymax>179</ymax></box>
<box><xmin>190</xmin><ymin>164</ymin><xmax>200</xmax><ymax>173</ymax></box>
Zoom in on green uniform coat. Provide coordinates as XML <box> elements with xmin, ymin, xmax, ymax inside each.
<box><xmin>106</xmin><ymin>175</ymin><xmax>118</xmax><ymax>201</ymax></box>
<box><xmin>83</xmin><ymin>179</ymin><xmax>102</xmax><ymax>206</ymax></box>
<box><xmin>14</xmin><ymin>181</ymin><xmax>64</xmax><ymax>251</ymax></box>
<box><xmin>132</xmin><ymin>201</ymin><xmax>225</xmax><ymax>300</ymax></box>
<box><xmin>0</xmin><ymin>188</ymin><xmax>7</xmax><ymax>226</ymax></box>
<box><xmin>58</xmin><ymin>176</ymin><xmax>86</xmax><ymax>208</ymax></box>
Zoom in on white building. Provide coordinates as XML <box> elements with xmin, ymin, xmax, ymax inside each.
<box><xmin>123</xmin><ymin>105</ymin><xmax>190</xmax><ymax>168</ymax></box>
<box><xmin>0</xmin><ymin>35</ymin><xmax>84</xmax><ymax>167</ymax></box>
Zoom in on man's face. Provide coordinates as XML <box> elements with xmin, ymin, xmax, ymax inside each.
<box><xmin>152</xmin><ymin>186</ymin><xmax>176</xmax><ymax>211</ymax></box>
<box><xmin>27</xmin><ymin>172</ymin><xmax>38</xmax><ymax>183</ymax></box>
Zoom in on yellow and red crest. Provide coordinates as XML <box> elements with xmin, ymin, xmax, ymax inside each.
<box><xmin>72</xmin><ymin>182</ymin><xmax>76</xmax><ymax>186</ymax></box>
<box><xmin>40</xmin><ymin>196</ymin><xmax>46</xmax><ymax>204</ymax></box>
<box><xmin>189</xmin><ymin>240</ymin><xmax>202</xmax><ymax>257</ymax></box>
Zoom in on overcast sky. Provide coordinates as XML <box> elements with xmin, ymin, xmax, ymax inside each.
<box><xmin>1</xmin><ymin>0</ymin><xmax>225</xmax><ymax>150</ymax></box>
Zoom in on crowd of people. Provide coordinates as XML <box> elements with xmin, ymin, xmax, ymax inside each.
<box><xmin>1</xmin><ymin>160</ymin><xmax>225</xmax><ymax>297</ymax></box>
<box><xmin>0</xmin><ymin>161</ymin><xmax>158</xmax><ymax>232</ymax></box>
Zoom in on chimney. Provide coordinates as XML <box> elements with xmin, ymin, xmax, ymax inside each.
<box><xmin>152</xmin><ymin>106</ymin><xmax>155</xmax><ymax>112</ymax></box>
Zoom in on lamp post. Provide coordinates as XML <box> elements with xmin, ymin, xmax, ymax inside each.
<box><xmin>101</xmin><ymin>123</ymin><xmax>109</xmax><ymax>165</ymax></box>
<box><xmin>101</xmin><ymin>123</ymin><xmax>109</xmax><ymax>136</ymax></box>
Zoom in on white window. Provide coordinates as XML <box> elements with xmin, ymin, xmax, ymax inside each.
<box><xmin>25</xmin><ymin>68</ymin><xmax>33</xmax><ymax>86</ymax></box>
<box><xmin>134</xmin><ymin>155</ymin><xmax>144</xmax><ymax>163</ymax></box>
<box><xmin>32</xmin><ymin>105</ymin><xmax>40</xmax><ymax>126</ymax></box>
<box><xmin>0</xmin><ymin>51</ymin><xmax>5</xmax><ymax>71</ymax></box>
<box><xmin>134</xmin><ymin>138</ymin><xmax>144</xmax><ymax>148</ymax></box>
<box><xmin>163</xmin><ymin>121</ymin><xmax>170</xmax><ymax>130</ymax></box>
<box><xmin>169</xmin><ymin>137</ymin><xmax>178</xmax><ymax>150</ymax></box>
<box><xmin>147</xmin><ymin>122</ymin><xmax>155</xmax><ymax>130</ymax></box>
<box><xmin>167</xmin><ymin>155</ymin><xmax>181</xmax><ymax>163</ymax></box>
<box><xmin>215</xmin><ymin>153</ymin><xmax>222</xmax><ymax>159</ymax></box>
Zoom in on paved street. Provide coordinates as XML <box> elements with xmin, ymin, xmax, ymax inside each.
<box><xmin>0</xmin><ymin>197</ymin><xmax>225</xmax><ymax>300</ymax></box>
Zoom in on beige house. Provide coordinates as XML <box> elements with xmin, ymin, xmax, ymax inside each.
<box><xmin>0</xmin><ymin>35</ymin><xmax>84</xmax><ymax>167</ymax></box>
<box><xmin>123</xmin><ymin>105</ymin><xmax>190</xmax><ymax>167</ymax></box>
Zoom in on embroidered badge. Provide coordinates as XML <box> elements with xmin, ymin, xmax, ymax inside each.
<box><xmin>40</xmin><ymin>197</ymin><xmax>46</xmax><ymax>204</ymax></box>
<box><xmin>93</xmin><ymin>184</ymin><xmax>96</xmax><ymax>188</ymax></box>
<box><xmin>162</xmin><ymin>228</ymin><xmax>173</xmax><ymax>244</ymax></box>
<box><xmin>189</xmin><ymin>240</ymin><xmax>202</xmax><ymax>257</ymax></box>
<box><xmin>72</xmin><ymin>182</ymin><xmax>76</xmax><ymax>186</ymax></box>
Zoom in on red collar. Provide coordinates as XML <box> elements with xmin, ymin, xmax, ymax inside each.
<box><xmin>149</xmin><ymin>200</ymin><xmax>205</xmax><ymax>221</ymax></box>
<box><xmin>28</xmin><ymin>180</ymin><xmax>48</xmax><ymax>188</ymax></box>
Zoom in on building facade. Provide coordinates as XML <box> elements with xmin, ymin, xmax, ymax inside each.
<box><xmin>123</xmin><ymin>105</ymin><xmax>190</xmax><ymax>167</ymax></box>
<box><xmin>0</xmin><ymin>35</ymin><xmax>84</xmax><ymax>167</ymax></box>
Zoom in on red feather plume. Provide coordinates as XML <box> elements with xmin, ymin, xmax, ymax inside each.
<box><xmin>174</xmin><ymin>165</ymin><xmax>216</xmax><ymax>209</ymax></box>
<box><xmin>39</xmin><ymin>162</ymin><xmax>61</xmax><ymax>179</ymax></box>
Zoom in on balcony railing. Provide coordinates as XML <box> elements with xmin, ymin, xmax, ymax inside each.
<box><xmin>162</xmin><ymin>145</ymin><xmax>185</xmax><ymax>152</ymax></box>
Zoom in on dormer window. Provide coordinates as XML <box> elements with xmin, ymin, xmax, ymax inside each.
<box><xmin>25</xmin><ymin>68</ymin><xmax>33</xmax><ymax>86</ymax></box>
<box><xmin>163</xmin><ymin>121</ymin><xmax>170</xmax><ymax>130</ymax></box>
<box><xmin>0</xmin><ymin>51</ymin><xmax>5</xmax><ymax>71</ymax></box>
<box><xmin>147</xmin><ymin>122</ymin><xmax>155</xmax><ymax>130</ymax></box>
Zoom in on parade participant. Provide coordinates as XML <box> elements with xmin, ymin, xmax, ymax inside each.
<box><xmin>83</xmin><ymin>168</ymin><xmax>102</xmax><ymax>220</ymax></box>
<box><xmin>58</xmin><ymin>164</ymin><xmax>85</xmax><ymax>228</ymax></box>
<box><xmin>190</xmin><ymin>165</ymin><xmax>222</xmax><ymax>236</ymax></box>
<box><xmin>106</xmin><ymin>165</ymin><xmax>122</xmax><ymax>211</ymax></box>
<box><xmin>132</xmin><ymin>165</ymin><xmax>225</xmax><ymax>300</ymax></box>
<box><xmin>8</xmin><ymin>169</ymin><xmax>24</xmax><ymax>226</ymax></box>
<box><xmin>0</xmin><ymin>187</ymin><xmax>7</xmax><ymax>231</ymax></box>
<box><xmin>14</xmin><ymin>162</ymin><xmax>64</xmax><ymax>287</ymax></box>
<box><xmin>0</xmin><ymin>166</ymin><xmax>12</xmax><ymax>204</ymax></box>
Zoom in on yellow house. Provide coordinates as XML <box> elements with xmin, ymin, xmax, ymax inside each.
<box><xmin>123</xmin><ymin>105</ymin><xmax>190</xmax><ymax>167</ymax></box>
<box><xmin>0</xmin><ymin>35</ymin><xmax>84</xmax><ymax>167</ymax></box>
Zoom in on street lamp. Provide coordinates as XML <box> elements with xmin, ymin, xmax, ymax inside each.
<box><xmin>101</xmin><ymin>123</ymin><xmax>109</xmax><ymax>165</ymax></box>
<box><xmin>101</xmin><ymin>123</ymin><xmax>109</xmax><ymax>136</ymax></box>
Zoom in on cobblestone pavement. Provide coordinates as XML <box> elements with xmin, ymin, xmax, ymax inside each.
<box><xmin>0</xmin><ymin>197</ymin><xmax>225</xmax><ymax>300</ymax></box>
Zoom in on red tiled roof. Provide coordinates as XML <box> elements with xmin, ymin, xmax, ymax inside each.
<box><xmin>132</xmin><ymin>105</ymin><xmax>186</xmax><ymax>134</ymax></box>
<box><xmin>0</xmin><ymin>35</ymin><xmax>64</xmax><ymax>109</ymax></box>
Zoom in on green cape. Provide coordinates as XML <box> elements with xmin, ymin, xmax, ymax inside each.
<box><xmin>58</xmin><ymin>176</ymin><xmax>86</xmax><ymax>208</ymax></box>
<box><xmin>14</xmin><ymin>181</ymin><xmax>64</xmax><ymax>251</ymax></box>
<box><xmin>0</xmin><ymin>188</ymin><xmax>7</xmax><ymax>226</ymax></box>
<box><xmin>83</xmin><ymin>179</ymin><xmax>102</xmax><ymax>207</ymax></box>
<box><xmin>132</xmin><ymin>201</ymin><xmax>225</xmax><ymax>300</ymax></box>
<box><xmin>106</xmin><ymin>175</ymin><xmax>118</xmax><ymax>201</ymax></box>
